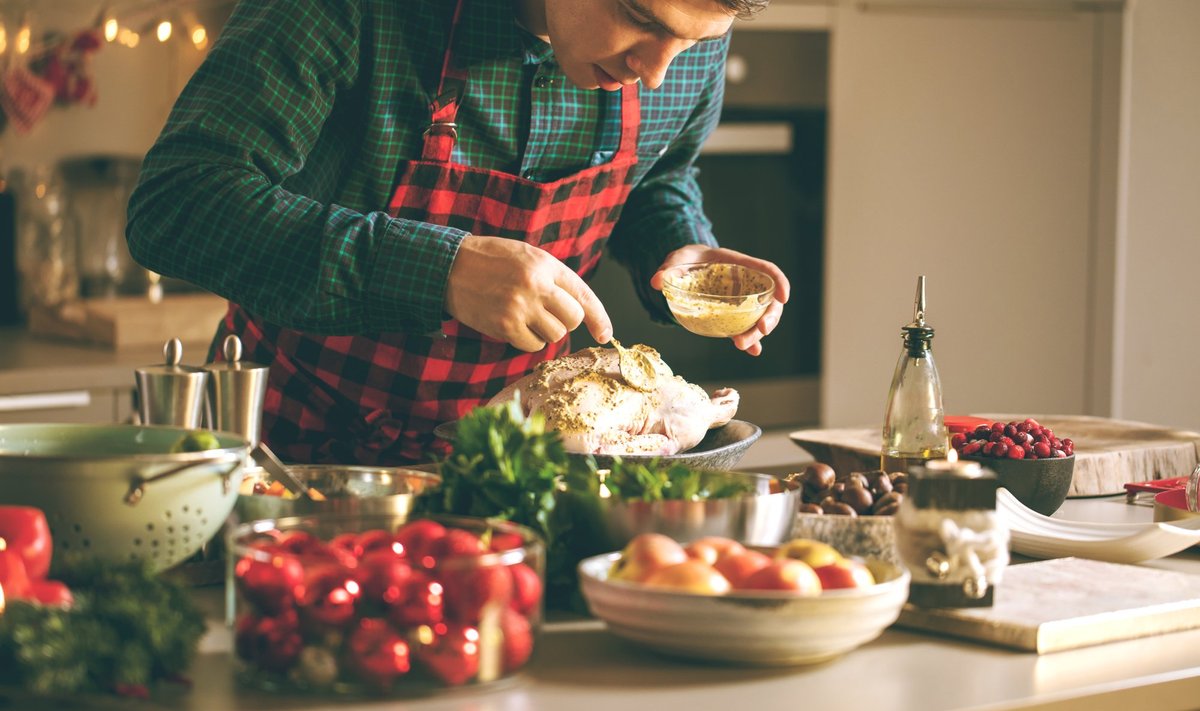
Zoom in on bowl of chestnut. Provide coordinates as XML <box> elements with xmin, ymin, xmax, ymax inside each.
<box><xmin>783</xmin><ymin>464</ymin><xmax>906</xmax><ymax>566</ymax></box>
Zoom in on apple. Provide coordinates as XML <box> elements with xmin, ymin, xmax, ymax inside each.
<box><xmin>609</xmin><ymin>533</ymin><xmax>688</xmax><ymax>583</ymax></box>
<box><xmin>641</xmin><ymin>559</ymin><xmax>731</xmax><ymax>595</ymax></box>
<box><xmin>684</xmin><ymin>536</ymin><xmax>746</xmax><ymax>566</ymax></box>
<box><xmin>713</xmin><ymin>549</ymin><xmax>773</xmax><ymax>589</ymax></box>
<box><xmin>741</xmin><ymin>560</ymin><xmax>821</xmax><ymax>596</ymax></box>
<box><xmin>813</xmin><ymin>559</ymin><xmax>876</xmax><ymax>590</ymax></box>
<box><xmin>775</xmin><ymin>538</ymin><xmax>844</xmax><ymax>569</ymax></box>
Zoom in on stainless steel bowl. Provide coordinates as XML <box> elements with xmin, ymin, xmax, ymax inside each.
<box><xmin>434</xmin><ymin>418</ymin><xmax>763</xmax><ymax>471</ymax></box>
<box><xmin>598</xmin><ymin>470</ymin><xmax>800</xmax><ymax>548</ymax></box>
<box><xmin>235</xmin><ymin>464</ymin><xmax>441</xmax><ymax>521</ymax></box>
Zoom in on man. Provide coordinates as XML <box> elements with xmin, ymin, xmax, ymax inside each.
<box><xmin>127</xmin><ymin>0</ymin><xmax>789</xmax><ymax>465</ymax></box>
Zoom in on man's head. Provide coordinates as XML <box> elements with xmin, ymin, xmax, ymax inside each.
<box><xmin>538</xmin><ymin>0</ymin><xmax>768</xmax><ymax>91</ymax></box>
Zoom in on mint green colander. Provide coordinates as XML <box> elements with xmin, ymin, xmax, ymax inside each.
<box><xmin>0</xmin><ymin>423</ymin><xmax>249</xmax><ymax>572</ymax></box>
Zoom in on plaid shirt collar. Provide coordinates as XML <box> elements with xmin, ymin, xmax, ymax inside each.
<box><xmin>456</xmin><ymin>0</ymin><xmax>556</xmax><ymax>67</ymax></box>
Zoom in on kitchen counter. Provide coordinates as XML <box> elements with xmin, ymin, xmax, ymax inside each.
<box><xmin>0</xmin><ymin>327</ymin><xmax>211</xmax><ymax>423</ymax></box>
<box><xmin>0</xmin><ymin>327</ymin><xmax>210</xmax><ymax>395</ymax></box>
<box><xmin>105</xmin><ymin>497</ymin><xmax>1200</xmax><ymax>711</ymax></box>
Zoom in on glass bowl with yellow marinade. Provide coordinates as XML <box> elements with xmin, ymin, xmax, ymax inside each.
<box><xmin>661</xmin><ymin>262</ymin><xmax>775</xmax><ymax>338</ymax></box>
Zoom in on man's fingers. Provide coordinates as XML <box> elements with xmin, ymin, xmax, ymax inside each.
<box><xmin>544</xmin><ymin>286</ymin><xmax>586</xmax><ymax>334</ymax></box>
<box><xmin>528</xmin><ymin>309</ymin><xmax>569</xmax><ymax>348</ymax></box>
<box><xmin>556</xmin><ymin>270</ymin><xmax>612</xmax><ymax>343</ymax></box>
<box><xmin>510</xmin><ymin>325</ymin><xmax>548</xmax><ymax>353</ymax></box>
<box><xmin>758</xmin><ymin>302</ymin><xmax>784</xmax><ymax>337</ymax></box>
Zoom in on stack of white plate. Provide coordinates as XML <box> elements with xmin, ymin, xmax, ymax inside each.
<box><xmin>997</xmin><ymin>487</ymin><xmax>1200</xmax><ymax>563</ymax></box>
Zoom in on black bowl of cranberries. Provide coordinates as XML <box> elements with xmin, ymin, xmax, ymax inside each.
<box><xmin>951</xmin><ymin>417</ymin><xmax>1075</xmax><ymax>516</ymax></box>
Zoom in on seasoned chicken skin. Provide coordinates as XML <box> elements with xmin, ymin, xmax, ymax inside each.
<box><xmin>487</xmin><ymin>344</ymin><xmax>739</xmax><ymax>456</ymax></box>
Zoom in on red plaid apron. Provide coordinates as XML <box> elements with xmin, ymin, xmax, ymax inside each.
<box><xmin>215</xmin><ymin>0</ymin><xmax>640</xmax><ymax>465</ymax></box>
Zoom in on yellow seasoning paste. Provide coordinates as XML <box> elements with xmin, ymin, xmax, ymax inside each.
<box><xmin>664</xmin><ymin>263</ymin><xmax>773</xmax><ymax>338</ymax></box>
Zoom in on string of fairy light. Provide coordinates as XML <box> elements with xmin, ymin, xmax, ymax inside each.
<box><xmin>0</xmin><ymin>0</ymin><xmax>236</xmax><ymax>59</ymax></box>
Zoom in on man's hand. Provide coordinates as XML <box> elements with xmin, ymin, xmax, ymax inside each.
<box><xmin>650</xmin><ymin>245</ymin><xmax>790</xmax><ymax>357</ymax></box>
<box><xmin>444</xmin><ymin>236</ymin><xmax>613</xmax><ymax>352</ymax></box>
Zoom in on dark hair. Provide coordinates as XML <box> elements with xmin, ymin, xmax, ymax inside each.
<box><xmin>719</xmin><ymin>0</ymin><xmax>770</xmax><ymax>20</ymax></box>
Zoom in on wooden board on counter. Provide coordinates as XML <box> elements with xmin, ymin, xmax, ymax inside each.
<box><xmin>28</xmin><ymin>293</ymin><xmax>228</xmax><ymax>351</ymax></box>
<box><xmin>789</xmin><ymin>415</ymin><xmax>1200</xmax><ymax>496</ymax></box>
<box><xmin>896</xmin><ymin>557</ymin><xmax>1200</xmax><ymax>654</ymax></box>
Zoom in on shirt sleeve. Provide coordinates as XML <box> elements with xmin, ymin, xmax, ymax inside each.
<box><xmin>604</xmin><ymin>36</ymin><xmax>727</xmax><ymax>325</ymax></box>
<box><xmin>125</xmin><ymin>0</ymin><xmax>463</xmax><ymax>336</ymax></box>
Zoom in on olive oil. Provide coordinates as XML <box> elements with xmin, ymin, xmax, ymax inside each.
<box><xmin>881</xmin><ymin>447</ymin><xmax>949</xmax><ymax>476</ymax></box>
<box><xmin>880</xmin><ymin>276</ymin><xmax>948</xmax><ymax>474</ymax></box>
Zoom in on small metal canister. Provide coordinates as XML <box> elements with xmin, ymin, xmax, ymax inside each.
<box><xmin>894</xmin><ymin>459</ymin><xmax>1009</xmax><ymax>608</ymax></box>
<box><xmin>204</xmin><ymin>334</ymin><xmax>269</xmax><ymax>446</ymax></box>
<box><xmin>134</xmin><ymin>338</ymin><xmax>209</xmax><ymax>428</ymax></box>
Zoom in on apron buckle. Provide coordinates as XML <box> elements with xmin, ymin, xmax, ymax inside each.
<box><xmin>423</xmin><ymin>121</ymin><xmax>458</xmax><ymax>141</ymax></box>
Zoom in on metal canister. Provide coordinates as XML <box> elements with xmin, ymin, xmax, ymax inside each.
<box><xmin>894</xmin><ymin>459</ymin><xmax>1009</xmax><ymax>608</ymax></box>
<box><xmin>134</xmin><ymin>338</ymin><xmax>209</xmax><ymax>428</ymax></box>
<box><xmin>204</xmin><ymin>334</ymin><xmax>269</xmax><ymax>446</ymax></box>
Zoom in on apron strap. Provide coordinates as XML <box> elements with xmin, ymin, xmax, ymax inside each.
<box><xmin>614</xmin><ymin>83</ymin><xmax>640</xmax><ymax>157</ymax></box>
<box><xmin>422</xmin><ymin>0</ymin><xmax>469</xmax><ymax>162</ymax></box>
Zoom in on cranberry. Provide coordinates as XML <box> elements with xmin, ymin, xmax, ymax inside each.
<box><xmin>953</xmin><ymin>417</ymin><xmax>1075</xmax><ymax>462</ymax></box>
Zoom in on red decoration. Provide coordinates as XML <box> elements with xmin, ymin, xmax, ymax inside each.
<box><xmin>414</xmin><ymin>623</ymin><xmax>481</xmax><ymax>686</ymax></box>
<box><xmin>346</xmin><ymin>618</ymin><xmax>412</xmax><ymax>690</ymax></box>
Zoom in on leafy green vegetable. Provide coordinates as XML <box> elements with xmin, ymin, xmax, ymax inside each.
<box><xmin>419</xmin><ymin>400</ymin><xmax>755</xmax><ymax>609</ymax></box>
<box><xmin>418</xmin><ymin>399</ymin><xmax>612</xmax><ymax>609</ymax></box>
<box><xmin>0</xmin><ymin>557</ymin><xmax>207</xmax><ymax>696</ymax></box>
<box><xmin>603</xmin><ymin>458</ymin><xmax>756</xmax><ymax>502</ymax></box>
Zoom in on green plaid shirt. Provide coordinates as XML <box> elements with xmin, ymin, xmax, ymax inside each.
<box><xmin>127</xmin><ymin>0</ymin><xmax>725</xmax><ymax>335</ymax></box>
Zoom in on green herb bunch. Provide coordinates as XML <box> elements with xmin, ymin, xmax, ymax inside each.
<box><xmin>0</xmin><ymin>557</ymin><xmax>206</xmax><ymax>697</ymax></box>
<box><xmin>419</xmin><ymin>399</ymin><xmax>611</xmax><ymax>609</ymax></box>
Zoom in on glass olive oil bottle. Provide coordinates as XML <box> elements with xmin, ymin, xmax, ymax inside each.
<box><xmin>881</xmin><ymin>275</ymin><xmax>948</xmax><ymax>473</ymax></box>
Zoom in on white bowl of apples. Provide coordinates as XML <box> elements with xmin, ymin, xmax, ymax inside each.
<box><xmin>578</xmin><ymin>533</ymin><xmax>910</xmax><ymax>666</ymax></box>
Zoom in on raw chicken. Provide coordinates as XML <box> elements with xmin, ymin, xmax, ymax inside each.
<box><xmin>487</xmin><ymin>343</ymin><xmax>739</xmax><ymax>456</ymax></box>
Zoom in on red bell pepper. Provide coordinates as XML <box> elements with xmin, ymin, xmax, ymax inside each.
<box><xmin>0</xmin><ymin>506</ymin><xmax>53</xmax><ymax>579</ymax></box>
<box><xmin>0</xmin><ymin>548</ymin><xmax>31</xmax><ymax>598</ymax></box>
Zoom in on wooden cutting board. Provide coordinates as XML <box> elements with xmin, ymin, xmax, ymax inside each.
<box><xmin>896</xmin><ymin>557</ymin><xmax>1200</xmax><ymax>653</ymax></box>
<box><xmin>28</xmin><ymin>293</ymin><xmax>228</xmax><ymax>350</ymax></box>
<box><xmin>789</xmin><ymin>414</ymin><xmax>1200</xmax><ymax>496</ymax></box>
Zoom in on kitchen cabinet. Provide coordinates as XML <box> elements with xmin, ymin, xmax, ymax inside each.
<box><xmin>821</xmin><ymin>1</ymin><xmax>1124</xmax><ymax>426</ymax></box>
